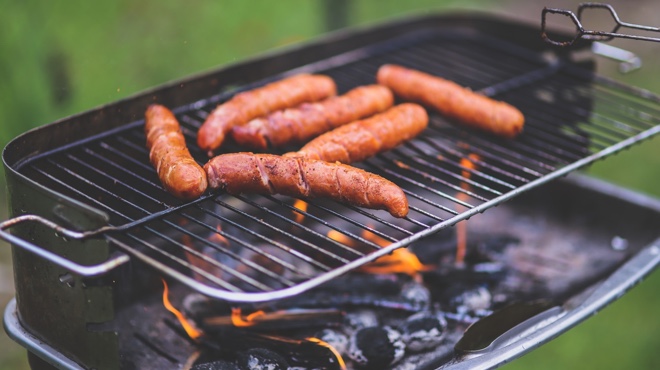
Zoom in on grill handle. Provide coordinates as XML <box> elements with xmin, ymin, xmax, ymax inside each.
<box><xmin>0</xmin><ymin>215</ymin><xmax>130</xmax><ymax>277</ymax></box>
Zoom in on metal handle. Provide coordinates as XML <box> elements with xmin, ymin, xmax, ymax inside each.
<box><xmin>541</xmin><ymin>3</ymin><xmax>660</xmax><ymax>47</ymax></box>
<box><xmin>0</xmin><ymin>215</ymin><xmax>130</xmax><ymax>277</ymax></box>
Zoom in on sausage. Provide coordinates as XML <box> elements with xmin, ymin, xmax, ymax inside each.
<box><xmin>230</xmin><ymin>85</ymin><xmax>394</xmax><ymax>150</ymax></box>
<box><xmin>197</xmin><ymin>74</ymin><xmax>337</xmax><ymax>154</ymax></box>
<box><xmin>287</xmin><ymin>103</ymin><xmax>428</xmax><ymax>164</ymax></box>
<box><xmin>204</xmin><ymin>153</ymin><xmax>408</xmax><ymax>218</ymax></box>
<box><xmin>145</xmin><ymin>104</ymin><xmax>208</xmax><ymax>200</ymax></box>
<box><xmin>376</xmin><ymin>64</ymin><xmax>524</xmax><ymax>138</ymax></box>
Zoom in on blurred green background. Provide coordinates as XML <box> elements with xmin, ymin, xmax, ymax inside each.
<box><xmin>0</xmin><ymin>1</ymin><xmax>657</xmax><ymax>369</ymax></box>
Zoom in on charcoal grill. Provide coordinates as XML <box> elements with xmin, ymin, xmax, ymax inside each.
<box><xmin>2</xmin><ymin>10</ymin><xmax>659</xmax><ymax>370</ymax></box>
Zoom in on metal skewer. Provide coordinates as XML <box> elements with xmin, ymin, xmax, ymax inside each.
<box><xmin>542</xmin><ymin>3</ymin><xmax>660</xmax><ymax>47</ymax></box>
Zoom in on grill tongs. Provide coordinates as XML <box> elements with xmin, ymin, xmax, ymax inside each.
<box><xmin>541</xmin><ymin>3</ymin><xmax>660</xmax><ymax>47</ymax></box>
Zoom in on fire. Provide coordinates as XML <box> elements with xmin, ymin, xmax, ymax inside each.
<box><xmin>358</xmin><ymin>226</ymin><xmax>434</xmax><ymax>279</ymax></box>
<box><xmin>327</xmin><ymin>229</ymin><xmax>356</xmax><ymax>246</ymax></box>
<box><xmin>307</xmin><ymin>337</ymin><xmax>347</xmax><ymax>370</ymax></box>
<box><xmin>455</xmin><ymin>154</ymin><xmax>480</xmax><ymax>266</ymax></box>
<box><xmin>327</xmin><ymin>226</ymin><xmax>433</xmax><ymax>279</ymax></box>
<box><xmin>293</xmin><ymin>199</ymin><xmax>308</xmax><ymax>223</ymax></box>
<box><xmin>359</xmin><ymin>248</ymin><xmax>434</xmax><ymax>279</ymax></box>
<box><xmin>230</xmin><ymin>307</ymin><xmax>266</xmax><ymax>327</ymax></box>
<box><xmin>210</xmin><ymin>224</ymin><xmax>229</xmax><ymax>246</ymax></box>
<box><xmin>361</xmin><ymin>227</ymin><xmax>391</xmax><ymax>248</ymax></box>
<box><xmin>161</xmin><ymin>279</ymin><xmax>203</xmax><ymax>340</ymax></box>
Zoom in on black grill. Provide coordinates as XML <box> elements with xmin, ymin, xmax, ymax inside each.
<box><xmin>6</xmin><ymin>28</ymin><xmax>660</xmax><ymax>302</ymax></box>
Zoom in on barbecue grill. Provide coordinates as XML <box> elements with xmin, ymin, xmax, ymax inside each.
<box><xmin>2</xmin><ymin>9</ymin><xmax>659</xmax><ymax>370</ymax></box>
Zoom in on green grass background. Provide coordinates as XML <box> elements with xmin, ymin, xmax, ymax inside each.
<box><xmin>0</xmin><ymin>1</ymin><xmax>657</xmax><ymax>369</ymax></box>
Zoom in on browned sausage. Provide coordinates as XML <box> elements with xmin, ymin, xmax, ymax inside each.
<box><xmin>197</xmin><ymin>74</ymin><xmax>337</xmax><ymax>154</ymax></box>
<box><xmin>377</xmin><ymin>64</ymin><xmax>524</xmax><ymax>138</ymax></box>
<box><xmin>145</xmin><ymin>104</ymin><xmax>207</xmax><ymax>200</ymax></box>
<box><xmin>230</xmin><ymin>85</ymin><xmax>394</xmax><ymax>150</ymax></box>
<box><xmin>204</xmin><ymin>153</ymin><xmax>408</xmax><ymax>218</ymax></box>
<box><xmin>287</xmin><ymin>103</ymin><xmax>428</xmax><ymax>164</ymax></box>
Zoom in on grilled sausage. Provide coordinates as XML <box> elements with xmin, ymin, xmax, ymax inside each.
<box><xmin>287</xmin><ymin>103</ymin><xmax>428</xmax><ymax>164</ymax></box>
<box><xmin>145</xmin><ymin>104</ymin><xmax>208</xmax><ymax>200</ymax></box>
<box><xmin>204</xmin><ymin>153</ymin><xmax>408</xmax><ymax>218</ymax></box>
<box><xmin>197</xmin><ymin>74</ymin><xmax>337</xmax><ymax>154</ymax></box>
<box><xmin>377</xmin><ymin>64</ymin><xmax>524</xmax><ymax>138</ymax></box>
<box><xmin>230</xmin><ymin>85</ymin><xmax>394</xmax><ymax>150</ymax></box>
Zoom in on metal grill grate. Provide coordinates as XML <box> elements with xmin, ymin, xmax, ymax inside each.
<box><xmin>13</xmin><ymin>29</ymin><xmax>660</xmax><ymax>302</ymax></box>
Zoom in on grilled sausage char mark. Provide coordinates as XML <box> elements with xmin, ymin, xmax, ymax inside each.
<box><xmin>287</xmin><ymin>103</ymin><xmax>428</xmax><ymax>164</ymax></box>
<box><xmin>145</xmin><ymin>104</ymin><xmax>207</xmax><ymax>200</ymax></box>
<box><xmin>231</xmin><ymin>85</ymin><xmax>394</xmax><ymax>150</ymax></box>
<box><xmin>197</xmin><ymin>74</ymin><xmax>337</xmax><ymax>155</ymax></box>
<box><xmin>204</xmin><ymin>153</ymin><xmax>409</xmax><ymax>218</ymax></box>
<box><xmin>377</xmin><ymin>64</ymin><xmax>524</xmax><ymax>139</ymax></box>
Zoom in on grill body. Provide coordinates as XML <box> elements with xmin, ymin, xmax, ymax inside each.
<box><xmin>1</xmin><ymin>12</ymin><xmax>659</xmax><ymax>370</ymax></box>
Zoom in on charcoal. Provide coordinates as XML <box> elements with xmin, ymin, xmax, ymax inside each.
<box><xmin>315</xmin><ymin>328</ymin><xmax>349</xmax><ymax>356</ymax></box>
<box><xmin>399</xmin><ymin>312</ymin><xmax>448</xmax><ymax>352</ymax></box>
<box><xmin>237</xmin><ymin>348</ymin><xmax>289</xmax><ymax>370</ymax></box>
<box><xmin>192</xmin><ymin>360</ymin><xmax>239</xmax><ymax>370</ymax></box>
<box><xmin>348</xmin><ymin>326</ymin><xmax>405</xmax><ymax>369</ymax></box>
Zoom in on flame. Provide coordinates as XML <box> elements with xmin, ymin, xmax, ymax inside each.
<box><xmin>361</xmin><ymin>227</ymin><xmax>391</xmax><ymax>248</ymax></box>
<box><xmin>455</xmin><ymin>154</ymin><xmax>480</xmax><ymax>266</ymax></box>
<box><xmin>161</xmin><ymin>279</ymin><xmax>203</xmax><ymax>340</ymax></box>
<box><xmin>307</xmin><ymin>337</ymin><xmax>347</xmax><ymax>370</ymax></box>
<box><xmin>327</xmin><ymin>230</ymin><xmax>357</xmax><ymax>247</ymax></box>
<box><xmin>293</xmin><ymin>199</ymin><xmax>308</xmax><ymax>223</ymax></box>
<box><xmin>359</xmin><ymin>248</ymin><xmax>434</xmax><ymax>278</ymax></box>
<box><xmin>231</xmin><ymin>307</ymin><xmax>266</xmax><ymax>327</ymax></box>
<box><xmin>210</xmin><ymin>224</ymin><xmax>230</xmax><ymax>246</ymax></box>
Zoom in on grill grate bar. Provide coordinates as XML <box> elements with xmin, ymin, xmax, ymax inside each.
<box><xmin>33</xmin><ymin>163</ymin><xmax>138</xmax><ymax>224</ymax></box>
<box><xmin>194</xmin><ymin>203</ymin><xmax>332</xmax><ymax>272</ymax></box>
<box><xmin>214</xmin><ymin>196</ymin><xmax>355</xmax><ymax>265</ymax></box>
<box><xmin>163</xmin><ymin>215</ymin><xmax>297</xmax><ymax>287</ymax></box>
<box><xmin>416</xmin><ymin>135</ymin><xmax>533</xmax><ymax>184</ymax></box>
<box><xmin>121</xmin><ymin>232</ymin><xmax>246</xmax><ymax>292</ymax></box>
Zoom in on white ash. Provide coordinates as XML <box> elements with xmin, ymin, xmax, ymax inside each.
<box><xmin>238</xmin><ymin>348</ymin><xmax>288</xmax><ymax>370</ymax></box>
<box><xmin>399</xmin><ymin>311</ymin><xmax>448</xmax><ymax>352</ymax></box>
<box><xmin>400</xmin><ymin>281</ymin><xmax>431</xmax><ymax>310</ymax></box>
<box><xmin>315</xmin><ymin>328</ymin><xmax>349</xmax><ymax>356</ymax></box>
<box><xmin>344</xmin><ymin>309</ymin><xmax>379</xmax><ymax>332</ymax></box>
<box><xmin>453</xmin><ymin>286</ymin><xmax>492</xmax><ymax>313</ymax></box>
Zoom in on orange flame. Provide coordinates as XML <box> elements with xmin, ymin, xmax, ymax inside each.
<box><xmin>210</xmin><ymin>224</ymin><xmax>230</xmax><ymax>246</ymax></box>
<box><xmin>230</xmin><ymin>307</ymin><xmax>266</xmax><ymax>327</ymax></box>
<box><xmin>293</xmin><ymin>199</ymin><xmax>308</xmax><ymax>223</ymax></box>
<box><xmin>455</xmin><ymin>154</ymin><xmax>480</xmax><ymax>266</ymax></box>
<box><xmin>359</xmin><ymin>248</ymin><xmax>434</xmax><ymax>278</ymax></box>
<box><xmin>361</xmin><ymin>227</ymin><xmax>391</xmax><ymax>248</ymax></box>
<box><xmin>327</xmin><ymin>230</ymin><xmax>357</xmax><ymax>247</ymax></box>
<box><xmin>307</xmin><ymin>337</ymin><xmax>347</xmax><ymax>370</ymax></box>
<box><xmin>161</xmin><ymin>279</ymin><xmax>203</xmax><ymax>340</ymax></box>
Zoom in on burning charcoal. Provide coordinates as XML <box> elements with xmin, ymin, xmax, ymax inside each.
<box><xmin>237</xmin><ymin>348</ymin><xmax>289</xmax><ymax>370</ymax></box>
<box><xmin>344</xmin><ymin>309</ymin><xmax>379</xmax><ymax>332</ymax></box>
<box><xmin>315</xmin><ymin>328</ymin><xmax>349</xmax><ymax>356</ymax></box>
<box><xmin>192</xmin><ymin>360</ymin><xmax>240</xmax><ymax>370</ymax></box>
<box><xmin>451</xmin><ymin>286</ymin><xmax>492</xmax><ymax>313</ymax></box>
<box><xmin>348</xmin><ymin>326</ymin><xmax>405</xmax><ymax>369</ymax></box>
<box><xmin>399</xmin><ymin>312</ymin><xmax>448</xmax><ymax>352</ymax></box>
<box><xmin>400</xmin><ymin>281</ymin><xmax>431</xmax><ymax>310</ymax></box>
